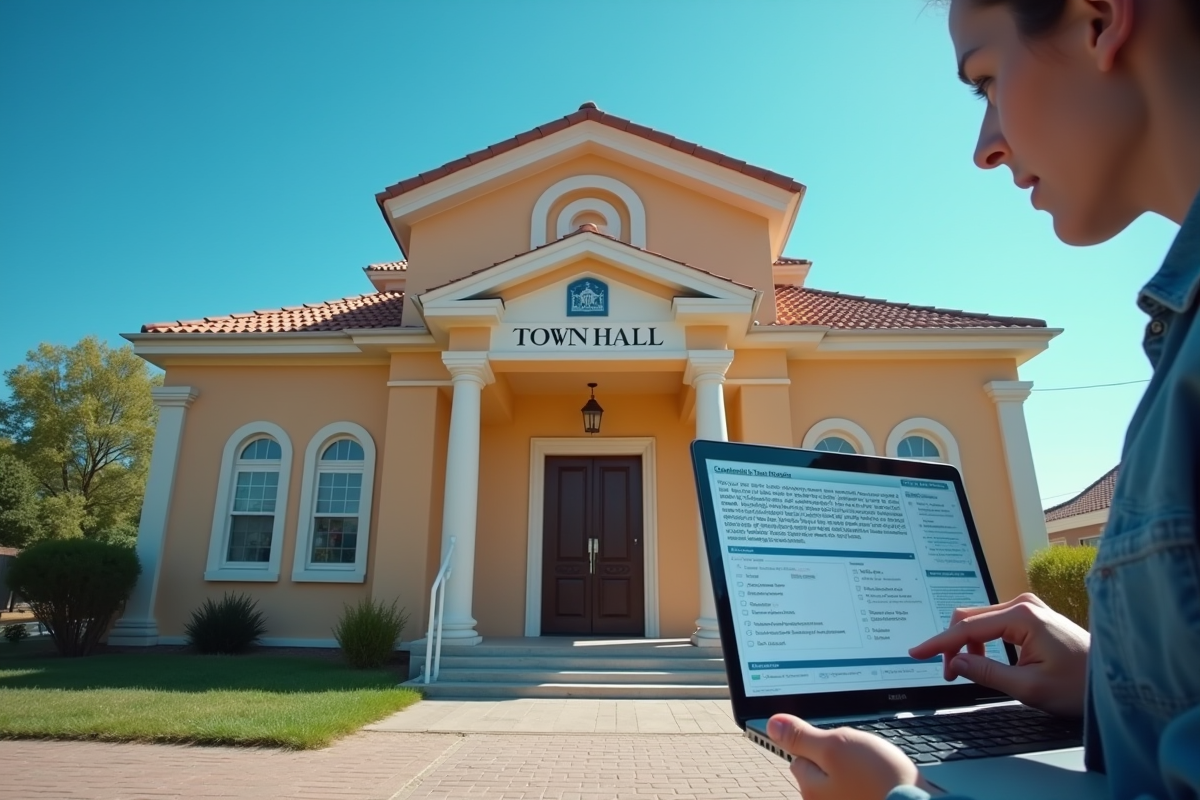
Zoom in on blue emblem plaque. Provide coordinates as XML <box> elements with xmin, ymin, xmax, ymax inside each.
<box><xmin>566</xmin><ymin>278</ymin><xmax>608</xmax><ymax>317</ymax></box>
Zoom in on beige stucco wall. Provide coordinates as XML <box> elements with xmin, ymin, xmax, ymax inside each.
<box><xmin>786</xmin><ymin>357</ymin><xmax>1030</xmax><ymax>601</ymax></box>
<box><xmin>403</xmin><ymin>153</ymin><xmax>777</xmax><ymax>325</ymax></box>
<box><xmin>158</xmin><ymin>365</ymin><xmax>389</xmax><ymax>640</ymax></box>
<box><xmin>1048</xmin><ymin>521</ymin><xmax>1105</xmax><ymax>547</ymax></box>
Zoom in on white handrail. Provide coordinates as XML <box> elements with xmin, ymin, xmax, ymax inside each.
<box><xmin>423</xmin><ymin>536</ymin><xmax>456</xmax><ymax>684</ymax></box>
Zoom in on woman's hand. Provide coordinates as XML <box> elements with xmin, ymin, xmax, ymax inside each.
<box><xmin>908</xmin><ymin>593</ymin><xmax>1090</xmax><ymax>717</ymax></box>
<box><xmin>766</xmin><ymin>714</ymin><xmax>939</xmax><ymax>800</ymax></box>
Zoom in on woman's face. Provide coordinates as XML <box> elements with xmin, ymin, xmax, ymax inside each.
<box><xmin>948</xmin><ymin>1</ymin><xmax>1144</xmax><ymax>245</ymax></box>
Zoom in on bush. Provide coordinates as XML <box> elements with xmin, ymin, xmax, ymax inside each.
<box><xmin>1027</xmin><ymin>545</ymin><xmax>1097</xmax><ymax>629</ymax></box>
<box><xmin>333</xmin><ymin>598</ymin><xmax>408</xmax><ymax>669</ymax></box>
<box><xmin>4</xmin><ymin>538</ymin><xmax>140</xmax><ymax>657</ymax></box>
<box><xmin>3</xmin><ymin>622</ymin><xmax>30</xmax><ymax>644</ymax></box>
<box><xmin>185</xmin><ymin>592</ymin><xmax>268</xmax><ymax>654</ymax></box>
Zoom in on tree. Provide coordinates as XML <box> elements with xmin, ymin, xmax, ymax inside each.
<box><xmin>0</xmin><ymin>336</ymin><xmax>160</xmax><ymax>544</ymax></box>
<box><xmin>0</xmin><ymin>451</ymin><xmax>41</xmax><ymax>548</ymax></box>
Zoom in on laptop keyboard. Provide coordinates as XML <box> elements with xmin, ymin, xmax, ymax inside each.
<box><xmin>814</xmin><ymin>704</ymin><xmax>1083</xmax><ymax>764</ymax></box>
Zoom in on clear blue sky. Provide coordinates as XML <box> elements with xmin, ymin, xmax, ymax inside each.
<box><xmin>0</xmin><ymin>1</ymin><xmax>1179</xmax><ymax>509</ymax></box>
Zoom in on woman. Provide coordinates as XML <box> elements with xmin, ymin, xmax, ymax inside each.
<box><xmin>766</xmin><ymin>1</ymin><xmax>1200</xmax><ymax>798</ymax></box>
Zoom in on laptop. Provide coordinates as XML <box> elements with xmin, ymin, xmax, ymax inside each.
<box><xmin>689</xmin><ymin>440</ymin><xmax>1108</xmax><ymax>800</ymax></box>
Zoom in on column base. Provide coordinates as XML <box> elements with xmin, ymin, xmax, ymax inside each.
<box><xmin>691</xmin><ymin>617</ymin><xmax>723</xmax><ymax>648</ymax></box>
<box><xmin>418</xmin><ymin>632</ymin><xmax>483</xmax><ymax>647</ymax></box>
<box><xmin>107</xmin><ymin>618</ymin><xmax>159</xmax><ymax>647</ymax></box>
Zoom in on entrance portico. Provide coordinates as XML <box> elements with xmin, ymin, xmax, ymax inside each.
<box><xmin>417</xmin><ymin>229</ymin><xmax>757</xmax><ymax>646</ymax></box>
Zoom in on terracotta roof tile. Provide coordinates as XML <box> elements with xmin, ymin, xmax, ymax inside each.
<box><xmin>141</xmin><ymin>292</ymin><xmax>405</xmax><ymax>334</ymax></box>
<box><xmin>365</xmin><ymin>261</ymin><xmax>408</xmax><ymax>272</ymax></box>
<box><xmin>376</xmin><ymin>104</ymin><xmax>806</xmax><ymax>207</ymax></box>
<box><xmin>774</xmin><ymin>257</ymin><xmax>812</xmax><ymax>266</ymax></box>
<box><xmin>1044</xmin><ymin>466</ymin><xmax>1119</xmax><ymax>522</ymax></box>
<box><xmin>773</xmin><ymin>285</ymin><xmax>1046</xmax><ymax>329</ymax></box>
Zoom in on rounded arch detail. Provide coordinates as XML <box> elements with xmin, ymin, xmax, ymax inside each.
<box><xmin>885</xmin><ymin>417</ymin><xmax>962</xmax><ymax>469</ymax></box>
<box><xmin>530</xmin><ymin>175</ymin><xmax>646</xmax><ymax>248</ymax></box>
<box><xmin>556</xmin><ymin>197</ymin><xmax>622</xmax><ymax>239</ymax></box>
<box><xmin>801</xmin><ymin>418</ymin><xmax>876</xmax><ymax>456</ymax></box>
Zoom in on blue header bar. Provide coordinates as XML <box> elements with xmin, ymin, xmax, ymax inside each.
<box><xmin>925</xmin><ymin>570</ymin><xmax>977</xmax><ymax>578</ymax></box>
<box><xmin>728</xmin><ymin>546</ymin><xmax>915</xmax><ymax>560</ymax></box>
<box><xmin>748</xmin><ymin>656</ymin><xmax>942</xmax><ymax>670</ymax></box>
<box><xmin>900</xmin><ymin>479</ymin><xmax>950</xmax><ymax>490</ymax></box>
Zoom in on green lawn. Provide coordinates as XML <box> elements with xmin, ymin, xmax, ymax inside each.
<box><xmin>0</xmin><ymin>640</ymin><xmax>421</xmax><ymax>749</ymax></box>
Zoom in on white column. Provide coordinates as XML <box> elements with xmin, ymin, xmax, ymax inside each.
<box><xmin>984</xmin><ymin>381</ymin><xmax>1050</xmax><ymax>563</ymax></box>
<box><xmin>686</xmin><ymin>350</ymin><xmax>735</xmax><ymax>647</ymax></box>
<box><xmin>434</xmin><ymin>352</ymin><xmax>494</xmax><ymax>646</ymax></box>
<box><xmin>110</xmin><ymin>386</ymin><xmax>198</xmax><ymax>646</ymax></box>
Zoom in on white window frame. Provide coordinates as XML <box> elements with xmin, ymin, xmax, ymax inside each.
<box><xmin>1080</xmin><ymin>535</ymin><xmax>1102</xmax><ymax>547</ymax></box>
<box><xmin>292</xmin><ymin>422</ymin><xmax>377</xmax><ymax>583</ymax></box>
<box><xmin>204</xmin><ymin>422</ymin><xmax>293</xmax><ymax>582</ymax></box>
<box><xmin>885</xmin><ymin>417</ymin><xmax>963</xmax><ymax>470</ymax></box>
<box><xmin>801</xmin><ymin>418</ymin><xmax>876</xmax><ymax>455</ymax></box>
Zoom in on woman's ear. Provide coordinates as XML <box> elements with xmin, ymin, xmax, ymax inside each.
<box><xmin>1083</xmin><ymin>0</ymin><xmax>1136</xmax><ymax>71</ymax></box>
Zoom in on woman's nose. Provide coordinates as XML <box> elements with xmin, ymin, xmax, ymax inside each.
<box><xmin>973</xmin><ymin>105</ymin><xmax>1010</xmax><ymax>170</ymax></box>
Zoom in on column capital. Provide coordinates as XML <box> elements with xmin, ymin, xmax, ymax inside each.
<box><xmin>684</xmin><ymin>350</ymin><xmax>735</xmax><ymax>386</ymax></box>
<box><xmin>984</xmin><ymin>380</ymin><xmax>1033</xmax><ymax>404</ymax></box>
<box><xmin>441</xmin><ymin>351</ymin><xmax>495</xmax><ymax>386</ymax></box>
<box><xmin>151</xmin><ymin>386</ymin><xmax>199</xmax><ymax>409</ymax></box>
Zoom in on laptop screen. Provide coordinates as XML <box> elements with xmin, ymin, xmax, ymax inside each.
<box><xmin>701</xmin><ymin>456</ymin><xmax>1007</xmax><ymax>699</ymax></box>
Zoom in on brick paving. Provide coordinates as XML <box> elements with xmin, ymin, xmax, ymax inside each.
<box><xmin>0</xmin><ymin>732</ymin><xmax>798</xmax><ymax>800</ymax></box>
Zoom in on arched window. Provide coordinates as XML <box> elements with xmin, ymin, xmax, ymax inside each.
<box><xmin>886</xmin><ymin>418</ymin><xmax>962</xmax><ymax>469</ymax></box>
<box><xmin>205</xmin><ymin>422</ymin><xmax>294</xmax><ymax>582</ymax></box>
<box><xmin>293</xmin><ymin>422</ymin><xmax>377</xmax><ymax>583</ymax></box>
<box><xmin>801</xmin><ymin>418</ymin><xmax>876</xmax><ymax>455</ymax></box>
<box><xmin>814</xmin><ymin>436</ymin><xmax>857</xmax><ymax>454</ymax></box>
<box><xmin>897</xmin><ymin>435</ymin><xmax>941</xmax><ymax>460</ymax></box>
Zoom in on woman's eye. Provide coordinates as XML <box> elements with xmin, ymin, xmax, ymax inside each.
<box><xmin>971</xmin><ymin>78</ymin><xmax>993</xmax><ymax>102</ymax></box>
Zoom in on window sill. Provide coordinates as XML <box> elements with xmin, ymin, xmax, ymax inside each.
<box><xmin>204</xmin><ymin>568</ymin><xmax>280</xmax><ymax>582</ymax></box>
<box><xmin>291</xmin><ymin>569</ymin><xmax>366</xmax><ymax>584</ymax></box>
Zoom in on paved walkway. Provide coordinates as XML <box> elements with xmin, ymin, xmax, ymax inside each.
<box><xmin>366</xmin><ymin>699</ymin><xmax>742</xmax><ymax>734</ymax></box>
<box><xmin>0</xmin><ymin>700</ymin><xmax>798</xmax><ymax>800</ymax></box>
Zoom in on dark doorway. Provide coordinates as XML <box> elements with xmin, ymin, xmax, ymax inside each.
<box><xmin>541</xmin><ymin>456</ymin><xmax>645</xmax><ymax>636</ymax></box>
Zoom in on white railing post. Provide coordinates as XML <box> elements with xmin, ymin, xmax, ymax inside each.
<box><xmin>423</xmin><ymin>536</ymin><xmax>456</xmax><ymax>684</ymax></box>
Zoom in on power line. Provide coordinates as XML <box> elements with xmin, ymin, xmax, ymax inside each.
<box><xmin>1032</xmin><ymin>378</ymin><xmax>1149</xmax><ymax>392</ymax></box>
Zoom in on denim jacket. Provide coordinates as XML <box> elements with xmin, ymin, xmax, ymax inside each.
<box><xmin>888</xmin><ymin>191</ymin><xmax>1200</xmax><ymax>800</ymax></box>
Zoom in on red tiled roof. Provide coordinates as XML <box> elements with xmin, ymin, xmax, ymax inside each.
<box><xmin>1044</xmin><ymin>466</ymin><xmax>1119</xmax><ymax>522</ymax></box>
<box><xmin>773</xmin><ymin>286</ymin><xmax>1047</xmax><ymax>329</ymax></box>
<box><xmin>141</xmin><ymin>292</ymin><xmax>405</xmax><ymax>333</ymax></box>
<box><xmin>376</xmin><ymin>103</ymin><xmax>806</xmax><ymax>207</ymax></box>
<box><xmin>0</xmin><ymin>546</ymin><xmax>18</xmax><ymax>558</ymax></box>
<box><xmin>365</xmin><ymin>261</ymin><xmax>407</xmax><ymax>272</ymax></box>
<box><xmin>774</xmin><ymin>257</ymin><xmax>812</xmax><ymax>266</ymax></box>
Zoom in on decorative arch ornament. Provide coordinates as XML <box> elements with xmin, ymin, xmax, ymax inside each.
<box><xmin>530</xmin><ymin>174</ymin><xmax>647</xmax><ymax>248</ymax></box>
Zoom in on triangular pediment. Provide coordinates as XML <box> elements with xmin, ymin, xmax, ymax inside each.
<box><xmin>416</xmin><ymin>231</ymin><xmax>760</xmax><ymax>350</ymax></box>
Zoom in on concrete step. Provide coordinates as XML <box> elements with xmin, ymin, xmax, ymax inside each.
<box><xmin>403</xmin><ymin>642</ymin><xmax>720</xmax><ymax>660</ymax></box>
<box><xmin>429</xmin><ymin>655</ymin><xmax>726</xmax><ymax>672</ymax></box>
<box><xmin>405</xmin><ymin>680</ymin><xmax>731</xmax><ymax>700</ymax></box>
<box><xmin>433</xmin><ymin>668</ymin><xmax>728</xmax><ymax>685</ymax></box>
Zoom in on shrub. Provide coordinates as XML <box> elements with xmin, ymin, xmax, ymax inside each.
<box><xmin>333</xmin><ymin>598</ymin><xmax>408</xmax><ymax>669</ymax></box>
<box><xmin>1027</xmin><ymin>545</ymin><xmax>1097</xmax><ymax>629</ymax></box>
<box><xmin>3</xmin><ymin>622</ymin><xmax>30</xmax><ymax>644</ymax></box>
<box><xmin>185</xmin><ymin>592</ymin><xmax>268</xmax><ymax>654</ymax></box>
<box><xmin>4</xmin><ymin>538</ymin><xmax>140</xmax><ymax>657</ymax></box>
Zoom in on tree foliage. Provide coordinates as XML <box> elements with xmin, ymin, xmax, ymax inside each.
<box><xmin>0</xmin><ymin>451</ymin><xmax>41</xmax><ymax>548</ymax></box>
<box><xmin>0</xmin><ymin>336</ymin><xmax>160</xmax><ymax>545</ymax></box>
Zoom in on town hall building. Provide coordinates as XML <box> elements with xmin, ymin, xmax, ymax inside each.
<box><xmin>111</xmin><ymin>105</ymin><xmax>1057</xmax><ymax>659</ymax></box>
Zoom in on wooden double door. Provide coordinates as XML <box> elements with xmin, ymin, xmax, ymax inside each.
<box><xmin>541</xmin><ymin>456</ymin><xmax>645</xmax><ymax>636</ymax></box>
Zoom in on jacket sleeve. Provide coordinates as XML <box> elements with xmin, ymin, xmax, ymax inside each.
<box><xmin>886</xmin><ymin>786</ymin><xmax>972</xmax><ymax>800</ymax></box>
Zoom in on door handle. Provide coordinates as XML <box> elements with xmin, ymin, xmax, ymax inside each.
<box><xmin>588</xmin><ymin>538</ymin><xmax>598</xmax><ymax>574</ymax></box>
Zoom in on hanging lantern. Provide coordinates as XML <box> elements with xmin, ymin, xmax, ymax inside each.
<box><xmin>581</xmin><ymin>383</ymin><xmax>604</xmax><ymax>435</ymax></box>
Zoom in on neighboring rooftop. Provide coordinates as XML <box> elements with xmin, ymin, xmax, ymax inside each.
<box><xmin>1044</xmin><ymin>466</ymin><xmax>1120</xmax><ymax>522</ymax></box>
<box><xmin>364</xmin><ymin>261</ymin><xmax>407</xmax><ymax>272</ymax></box>
<box><xmin>375</xmin><ymin>103</ymin><xmax>806</xmax><ymax>207</ymax></box>
<box><xmin>773</xmin><ymin>286</ymin><xmax>1047</xmax><ymax>329</ymax></box>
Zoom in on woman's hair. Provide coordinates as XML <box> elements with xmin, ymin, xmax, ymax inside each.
<box><xmin>972</xmin><ymin>0</ymin><xmax>1200</xmax><ymax>37</ymax></box>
